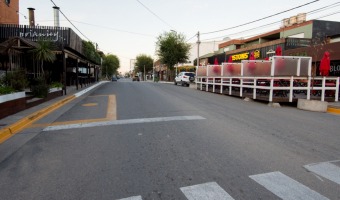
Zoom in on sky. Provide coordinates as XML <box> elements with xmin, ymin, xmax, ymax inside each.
<box><xmin>18</xmin><ymin>0</ymin><xmax>340</xmax><ymax>73</ymax></box>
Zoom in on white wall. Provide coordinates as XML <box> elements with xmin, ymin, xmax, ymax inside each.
<box><xmin>187</xmin><ymin>40</ymin><xmax>224</xmax><ymax>64</ymax></box>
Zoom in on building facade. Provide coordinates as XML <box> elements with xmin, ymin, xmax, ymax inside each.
<box><xmin>0</xmin><ymin>0</ymin><xmax>19</xmax><ymax>24</ymax></box>
<box><xmin>205</xmin><ymin>17</ymin><xmax>340</xmax><ymax>76</ymax></box>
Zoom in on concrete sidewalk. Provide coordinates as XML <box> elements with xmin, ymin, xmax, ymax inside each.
<box><xmin>0</xmin><ymin>82</ymin><xmax>107</xmax><ymax>144</ymax></box>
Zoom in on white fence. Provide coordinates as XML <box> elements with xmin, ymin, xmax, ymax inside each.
<box><xmin>196</xmin><ymin>56</ymin><xmax>339</xmax><ymax>103</ymax></box>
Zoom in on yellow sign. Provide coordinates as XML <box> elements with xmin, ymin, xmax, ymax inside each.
<box><xmin>232</xmin><ymin>52</ymin><xmax>249</xmax><ymax>61</ymax></box>
<box><xmin>232</xmin><ymin>50</ymin><xmax>261</xmax><ymax>61</ymax></box>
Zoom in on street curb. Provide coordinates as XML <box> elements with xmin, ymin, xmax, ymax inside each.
<box><xmin>0</xmin><ymin>81</ymin><xmax>108</xmax><ymax>144</ymax></box>
<box><xmin>327</xmin><ymin>106</ymin><xmax>340</xmax><ymax>115</ymax></box>
<box><xmin>0</xmin><ymin>95</ymin><xmax>75</xmax><ymax>144</ymax></box>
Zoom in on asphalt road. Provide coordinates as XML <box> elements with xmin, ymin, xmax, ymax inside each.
<box><xmin>0</xmin><ymin>79</ymin><xmax>339</xmax><ymax>200</ymax></box>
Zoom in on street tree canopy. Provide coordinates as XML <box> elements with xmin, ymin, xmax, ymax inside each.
<box><xmin>134</xmin><ymin>54</ymin><xmax>154</xmax><ymax>74</ymax></box>
<box><xmin>156</xmin><ymin>31</ymin><xmax>190</xmax><ymax>72</ymax></box>
<box><xmin>102</xmin><ymin>54</ymin><xmax>120</xmax><ymax>78</ymax></box>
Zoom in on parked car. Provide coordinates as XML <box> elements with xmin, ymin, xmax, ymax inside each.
<box><xmin>111</xmin><ymin>76</ymin><xmax>118</xmax><ymax>81</ymax></box>
<box><xmin>132</xmin><ymin>76</ymin><xmax>140</xmax><ymax>81</ymax></box>
<box><xmin>174</xmin><ymin>72</ymin><xmax>195</xmax><ymax>86</ymax></box>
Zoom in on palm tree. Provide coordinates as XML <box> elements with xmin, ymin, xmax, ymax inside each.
<box><xmin>30</xmin><ymin>40</ymin><xmax>56</xmax><ymax>78</ymax></box>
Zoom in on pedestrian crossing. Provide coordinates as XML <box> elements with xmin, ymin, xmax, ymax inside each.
<box><xmin>117</xmin><ymin>160</ymin><xmax>339</xmax><ymax>200</ymax></box>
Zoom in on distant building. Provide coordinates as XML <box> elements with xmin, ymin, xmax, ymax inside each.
<box><xmin>0</xmin><ymin>0</ymin><xmax>19</xmax><ymax>25</ymax></box>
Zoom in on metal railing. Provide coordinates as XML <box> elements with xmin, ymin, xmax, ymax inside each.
<box><xmin>196</xmin><ymin>56</ymin><xmax>339</xmax><ymax>102</ymax></box>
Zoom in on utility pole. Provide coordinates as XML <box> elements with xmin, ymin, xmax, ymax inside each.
<box><xmin>144</xmin><ymin>65</ymin><xmax>146</xmax><ymax>81</ymax></box>
<box><xmin>196</xmin><ymin>31</ymin><xmax>200</xmax><ymax>79</ymax></box>
<box><xmin>152</xmin><ymin>60</ymin><xmax>155</xmax><ymax>82</ymax></box>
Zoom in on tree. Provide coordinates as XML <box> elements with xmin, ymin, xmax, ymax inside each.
<box><xmin>82</xmin><ymin>41</ymin><xmax>101</xmax><ymax>64</ymax></box>
<box><xmin>30</xmin><ymin>40</ymin><xmax>56</xmax><ymax>78</ymax></box>
<box><xmin>134</xmin><ymin>54</ymin><xmax>153</xmax><ymax>79</ymax></box>
<box><xmin>102</xmin><ymin>54</ymin><xmax>120</xmax><ymax>78</ymax></box>
<box><xmin>156</xmin><ymin>31</ymin><xmax>190</xmax><ymax>80</ymax></box>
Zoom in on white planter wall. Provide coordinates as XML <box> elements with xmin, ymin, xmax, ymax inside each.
<box><xmin>0</xmin><ymin>91</ymin><xmax>26</xmax><ymax>103</ymax></box>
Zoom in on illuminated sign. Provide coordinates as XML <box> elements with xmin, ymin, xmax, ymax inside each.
<box><xmin>232</xmin><ymin>52</ymin><xmax>249</xmax><ymax>61</ymax></box>
<box><xmin>232</xmin><ymin>50</ymin><xmax>260</xmax><ymax>61</ymax></box>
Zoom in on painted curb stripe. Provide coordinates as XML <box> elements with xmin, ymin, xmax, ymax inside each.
<box><xmin>180</xmin><ymin>182</ymin><xmax>235</xmax><ymax>200</ymax></box>
<box><xmin>43</xmin><ymin>116</ymin><xmax>206</xmax><ymax>131</ymax></box>
<box><xmin>0</xmin><ymin>81</ymin><xmax>107</xmax><ymax>144</ymax></box>
<box><xmin>0</xmin><ymin>95</ymin><xmax>75</xmax><ymax>144</ymax></box>
<box><xmin>304</xmin><ymin>162</ymin><xmax>340</xmax><ymax>185</ymax></box>
<box><xmin>327</xmin><ymin>107</ymin><xmax>340</xmax><ymax>115</ymax></box>
<box><xmin>250</xmin><ymin>171</ymin><xmax>329</xmax><ymax>200</ymax></box>
<box><xmin>117</xmin><ymin>196</ymin><xmax>142</xmax><ymax>200</ymax></box>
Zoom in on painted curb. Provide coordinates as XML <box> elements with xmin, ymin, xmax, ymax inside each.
<box><xmin>327</xmin><ymin>106</ymin><xmax>340</xmax><ymax>115</ymax></box>
<box><xmin>0</xmin><ymin>95</ymin><xmax>75</xmax><ymax>144</ymax></box>
<box><xmin>0</xmin><ymin>81</ymin><xmax>108</xmax><ymax>144</ymax></box>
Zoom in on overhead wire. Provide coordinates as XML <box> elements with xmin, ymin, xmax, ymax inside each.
<box><xmin>135</xmin><ymin>0</ymin><xmax>174</xmax><ymax>29</ymax></box>
<box><xmin>49</xmin><ymin>0</ymin><xmax>91</xmax><ymax>41</ymax></box>
<box><xmin>200</xmin><ymin>2</ymin><xmax>340</xmax><ymax>42</ymax></box>
<box><xmin>201</xmin><ymin>0</ymin><xmax>320</xmax><ymax>35</ymax></box>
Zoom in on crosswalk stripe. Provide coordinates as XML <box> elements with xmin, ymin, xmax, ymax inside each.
<box><xmin>180</xmin><ymin>182</ymin><xmax>235</xmax><ymax>200</ymax></box>
<box><xmin>304</xmin><ymin>161</ymin><xmax>340</xmax><ymax>185</ymax></box>
<box><xmin>250</xmin><ymin>171</ymin><xmax>329</xmax><ymax>200</ymax></box>
<box><xmin>117</xmin><ymin>195</ymin><xmax>142</xmax><ymax>200</ymax></box>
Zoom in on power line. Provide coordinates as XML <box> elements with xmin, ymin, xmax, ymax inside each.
<box><xmin>186</xmin><ymin>34</ymin><xmax>198</xmax><ymax>42</ymax></box>
<box><xmin>200</xmin><ymin>2</ymin><xmax>340</xmax><ymax>42</ymax></box>
<box><xmin>70</xmin><ymin>20</ymin><xmax>155</xmax><ymax>38</ymax></box>
<box><xmin>201</xmin><ymin>0</ymin><xmax>320</xmax><ymax>35</ymax></box>
<box><xmin>49</xmin><ymin>0</ymin><xmax>91</xmax><ymax>41</ymax></box>
<box><xmin>135</xmin><ymin>0</ymin><xmax>174</xmax><ymax>29</ymax></box>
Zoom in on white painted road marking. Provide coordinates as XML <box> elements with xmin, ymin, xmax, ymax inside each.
<box><xmin>180</xmin><ymin>182</ymin><xmax>235</xmax><ymax>200</ymax></box>
<box><xmin>250</xmin><ymin>171</ymin><xmax>329</xmax><ymax>200</ymax></box>
<box><xmin>304</xmin><ymin>161</ymin><xmax>340</xmax><ymax>185</ymax></box>
<box><xmin>117</xmin><ymin>196</ymin><xmax>142</xmax><ymax>200</ymax></box>
<box><xmin>43</xmin><ymin>116</ymin><xmax>206</xmax><ymax>131</ymax></box>
<box><xmin>74</xmin><ymin>81</ymin><xmax>108</xmax><ymax>97</ymax></box>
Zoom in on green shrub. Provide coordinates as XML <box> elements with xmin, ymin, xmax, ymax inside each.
<box><xmin>0</xmin><ymin>85</ymin><xmax>15</xmax><ymax>95</ymax></box>
<box><xmin>4</xmin><ymin>70</ymin><xmax>28</xmax><ymax>91</ymax></box>
<box><xmin>50</xmin><ymin>82</ymin><xmax>63</xmax><ymax>88</ymax></box>
<box><xmin>31</xmin><ymin>77</ymin><xmax>49</xmax><ymax>98</ymax></box>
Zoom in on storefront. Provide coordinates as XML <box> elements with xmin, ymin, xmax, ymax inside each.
<box><xmin>284</xmin><ymin>41</ymin><xmax>340</xmax><ymax>76</ymax></box>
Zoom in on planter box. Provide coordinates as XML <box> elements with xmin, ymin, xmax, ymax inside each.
<box><xmin>0</xmin><ymin>91</ymin><xmax>25</xmax><ymax>104</ymax></box>
<box><xmin>49</xmin><ymin>87</ymin><xmax>62</xmax><ymax>93</ymax></box>
<box><xmin>0</xmin><ymin>92</ymin><xmax>26</xmax><ymax>119</ymax></box>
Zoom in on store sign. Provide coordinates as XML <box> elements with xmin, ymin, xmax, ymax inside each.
<box><xmin>231</xmin><ymin>50</ymin><xmax>260</xmax><ymax>61</ymax></box>
<box><xmin>330</xmin><ymin>63</ymin><xmax>340</xmax><ymax>75</ymax></box>
<box><xmin>232</xmin><ymin>52</ymin><xmax>249</xmax><ymax>61</ymax></box>
<box><xmin>19</xmin><ymin>30</ymin><xmax>60</xmax><ymax>41</ymax></box>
